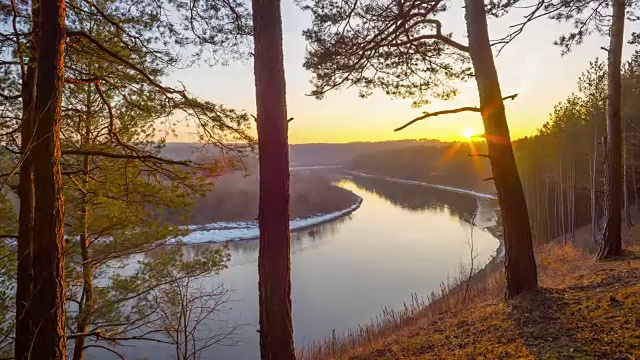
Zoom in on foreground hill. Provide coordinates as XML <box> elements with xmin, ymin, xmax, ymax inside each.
<box><xmin>305</xmin><ymin>229</ymin><xmax>639</xmax><ymax>360</ymax></box>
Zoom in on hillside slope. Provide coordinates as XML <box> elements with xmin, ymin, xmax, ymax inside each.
<box><xmin>341</xmin><ymin>235</ymin><xmax>639</xmax><ymax>360</ymax></box>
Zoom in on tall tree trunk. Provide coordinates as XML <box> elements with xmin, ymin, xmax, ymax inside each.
<box><xmin>545</xmin><ymin>166</ymin><xmax>550</xmax><ymax>242</ymax></box>
<box><xmin>560</xmin><ymin>158</ymin><xmax>566</xmax><ymax>243</ymax></box>
<box><xmin>72</xmin><ymin>85</ymin><xmax>93</xmax><ymax>360</ymax></box>
<box><xmin>31</xmin><ymin>0</ymin><xmax>67</xmax><ymax>356</ymax></box>
<box><xmin>553</xmin><ymin>180</ymin><xmax>560</xmax><ymax>239</ymax></box>
<box><xmin>571</xmin><ymin>161</ymin><xmax>576</xmax><ymax>242</ymax></box>
<box><xmin>599</xmin><ymin>0</ymin><xmax>625</xmax><ymax>259</ymax></box>
<box><xmin>633</xmin><ymin>154</ymin><xmax>638</xmax><ymax>212</ymax></box>
<box><xmin>592</xmin><ymin>127</ymin><xmax>598</xmax><ymax>244</ymax></box>
<box><xmin>251</xmin><ymin>0</ymin><xmax>296</xmax><ymax>356</ymax></box>
<box><xmin>15</xmin><ymin>1</ymin><xmax>39</xmax><ymax>356</ymax></box>
<box><xmin>624</xmin><ymin>121</ymin><xmax>632</xmax><ymax>228</ymax></box>
<box><xmin>465</xmin><ymin>0</ymin><xmax>538</xmax><ymax>298</ymax></box>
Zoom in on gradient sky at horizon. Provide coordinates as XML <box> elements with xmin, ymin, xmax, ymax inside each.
<box><xmin>165</xmin><ymin>1</ymin><xmax>639</xmax><ymax>144</ymax></box>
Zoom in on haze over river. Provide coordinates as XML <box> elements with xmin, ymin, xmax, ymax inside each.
<box><xmin>116</xmin><ymin>174</ymin><xmax>500</xmax><ymax>359</ymax></box>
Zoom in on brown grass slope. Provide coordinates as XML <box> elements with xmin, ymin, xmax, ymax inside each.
<box><xmin>343</xmin><ymin>233</ymin><xmax>640</xmax><ymax>360</ymax></box>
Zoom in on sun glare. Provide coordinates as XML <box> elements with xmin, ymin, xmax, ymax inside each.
<box><xmin>460</xmin><ymin>129</ymin><xmax>475</xmax><ymax>140</ymax></box>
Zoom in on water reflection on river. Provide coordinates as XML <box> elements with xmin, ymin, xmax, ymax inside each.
<box><xmin>121</xmin><ymin>176</ymin><xmax>500</xmax><ymax>359</ymax></box>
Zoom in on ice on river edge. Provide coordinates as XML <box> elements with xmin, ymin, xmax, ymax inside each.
<box><xmin>345</xmin><ymin>171</ymin><xmax>497</xmax><ymax>200</ymax></box>
<box><xmin>178</xmin><ymin>196</ymin><xmax>363</xmax><ymax>244</ymax></box>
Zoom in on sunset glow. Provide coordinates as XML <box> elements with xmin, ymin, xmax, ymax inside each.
<box><xmin>461</xmin><ymin>129</ymin><xmax>475</xmax><ymax>140</ymax></box>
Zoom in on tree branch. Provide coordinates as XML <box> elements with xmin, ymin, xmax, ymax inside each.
<box><xmin>395</xmin><ymin>107</ymin><xmax>480</xmax><ymax>132</ymax></box>
<box><xmin>394</xmin><ymin>94</ymin><xmax>519</xmax><ymax>132</ymax></box>
<box><xmin>82</xmin><ymin>345</ymin><xmax>126</xmax><ymax>360</ymax></box>
<box><xmin>62</xmin><ymin>149</ymin><xmax>191</xmax><ymax>166</ymax></box>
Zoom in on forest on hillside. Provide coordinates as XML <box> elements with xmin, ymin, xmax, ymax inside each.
<box><xmin>349</xmin><ymin>142</ymin><xmax>494</xmax><ymax>193</ymax></box>
<box><xmin>0</xmin><ymin>0</ymin><xmax>638</xmax><ymax>359</ymax></box>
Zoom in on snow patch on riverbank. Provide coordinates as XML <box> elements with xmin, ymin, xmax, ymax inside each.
<box><xmin>346</xmin><ymin>170</ymin><xmax>497</xmax><ymax>200</ymax></box>
<box><xmin>180</xmin><ymin>196</ymin><xmax>363</xmax><ymax>244</ymax></box>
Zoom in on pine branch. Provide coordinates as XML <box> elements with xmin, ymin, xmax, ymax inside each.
<box><xmin>394</xmin><ymin>94</ymin><xmax>519</xmax><ymax>132</ymax></box>
<box><xmin>395</xmin><ymin>107</ymin><xmax>480</xmax><ymax>132</ymax></box>
<box><xmin>62</xmin><ymin>149</ymin><xmax>192</xmax><ymax>166</ymax></box>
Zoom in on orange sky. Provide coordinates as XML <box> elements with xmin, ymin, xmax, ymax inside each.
<box><xmin>164</xmin><ymin>1</ymin><xmax>639</xmax><ymax>144</ymax></box>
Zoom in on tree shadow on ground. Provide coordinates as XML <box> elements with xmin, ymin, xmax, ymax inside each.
<box><xmin>509</xmin><ymin>260</ymin><xmax>639</xmax><ymax>360</ymax></box>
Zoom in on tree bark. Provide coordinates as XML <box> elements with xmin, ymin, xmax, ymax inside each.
<box><xmin>599</xmin><ymin>0</ymin><xmax>625</xmax><ymax>259</ymax></box>
<box><xmin>251</xmin><ymin>0</ymin><xmax>296</xmax><ymax>357</ymax></box>
<box><xmin>72</xmin><ymin>85</ymin><xmax>93</xmax><ymax>360</ymax></box>
<box><xmin>30</xmin><ymin>0</ymin><xmax>67</xmax><ymax>356</ymax></box>
<box><xmin>571</xmin><ymin>161</ymin><xmax>576</xmax><ymax>242</ymax></box>
<box><xmin>624</xmin><ymin>121</ymin><xmax>632</xmax><ymax>228</ymax></box>
<box><xmin>465</xmin><ymin>0</ymin><xmax>538</xmax><ymax>298</ymax></box>
<box><xmin>559</xmin><ymin>158</ymin><xmax>566</xmax><ymax>243</ymax></box>
<box><xmin>15</xmin><ymin>1</ymin><xmax>39</xmax><ymax>356</ymax></box>
<box><xmin>592</xmin><ymin>127</ymin><xmax>598</xmax><ymax>244</ymax></box>
<box><xmin>633</xmin><ymin>155</ymin><xmax>638</xmax><ymax>212</ymax></box>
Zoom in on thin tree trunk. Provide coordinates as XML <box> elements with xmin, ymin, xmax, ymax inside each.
<box><xmin>30</xmin><ymin>0</ymin><xmax>67</xmax><ymax>356</ymax></box>
<box><xmin>624</xmin><ymin>121</ymin><xmax>632</xmax><ymax>228</ymax></box>
<box><xmin>251</xmin><ymin>0</ymin><xmax>296</xmax><ymax>356</ymax></box>
<box><xmin>545</xmin><ymin>166</ymin><xmax>550</xmax><ymax>242</ymax></box>
<box><xmin>571</xmin><ymin>160</ymin><xmax>576</xmax><ymax>242</ymax></box>
<box><xmin>592</xmin><ymin>127</ymin><xmax>598</xmax><ymax>244</ymax></box>
<box><xmin>15</xmin><ymin>1</ymin><xmax>39</xmax><ymax>356</ymax></box>
<box><xmin>553</xmin><ymin>179</ymin><xmax>560</xmax><ymax>239</ymax></box>
<box><xmin>599</xmin><ymin>0</ymin><xmax>625</xmax><ymax>259</ymax></box>
<box><xmin>72</xmin><ymin>84</ymin><xmax>93</xmax><ymax>360</ymax></box>
<box><xmin>560</xmin><ymin>158</ymin><xmax>566</xmax><ymax>243</ymax></box>
<box><xmin>465</xmin><ymin>0</ymin><xmax>538</xmax><ymax>298</ymax></box>
<box><xmin>633</xmin><ymin>155</ymin><xmax>638</xmax><ymax>212</ymax></box>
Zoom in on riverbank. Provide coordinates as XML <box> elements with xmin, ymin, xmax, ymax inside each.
<box><xmin>180</xmin><ymin>195</ymin><xmax>363</xmax><ymax>243</ymax></box>
<box><xmin>346</xmin><ymin>170</ymin><xmax>497</xmax><ymax>200</ymax></box>
<box><xmin>301</xmin><ymin>228</ymin><xmax>639</xmax><ymax>359</ymax></box>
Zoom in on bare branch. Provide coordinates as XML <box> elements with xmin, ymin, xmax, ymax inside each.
<box><xmin>395</xmin><ymin>107</ymin><xmax>480</xmax><ymax>132</ymax></box>
<box><xmin>394</xmin><ymin>93</ymin><xmax>519</xmax><ymax>131</ymax></box>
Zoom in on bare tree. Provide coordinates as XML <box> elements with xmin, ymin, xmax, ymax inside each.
<box><xmin>251</xmin><ymin>0</ymin><xmax>296</xmax><ymax>356</ymax></box>
<box><xmin>155</xmin><ymin>279</ymin><xmax>244</xmax><ymax>360</ymax></box>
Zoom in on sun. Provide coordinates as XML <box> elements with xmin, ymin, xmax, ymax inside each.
<box><xmin>460</xmin><ymin>128</ymin><xmax>475</xmax><ymax>140</ymax></box>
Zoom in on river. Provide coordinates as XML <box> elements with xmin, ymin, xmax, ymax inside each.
<box><xmin>116</xmin><ymin>174</ymin><xmax>500</xmax><ymax>359</ymax></box>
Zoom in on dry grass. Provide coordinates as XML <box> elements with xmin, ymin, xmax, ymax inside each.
<box><xmin>300</xmin><ymin>234</ymin><xmax>640</xmax><ymax>360</ymax></box>
<box><xmin>297</xmin><ymin>253</ymin><xmax>506</xmax><ymax>360</ymax></box>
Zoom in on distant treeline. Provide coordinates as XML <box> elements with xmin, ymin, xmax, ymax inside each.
<box><xmin>165</xmin><ymin>172</ymin><xmax>359</xmax><ymax>225</ymax></box>
<box><xmin>348</xmin><ymin>142</ymin><xmax>494</xmax><ymax>193</ymax></box>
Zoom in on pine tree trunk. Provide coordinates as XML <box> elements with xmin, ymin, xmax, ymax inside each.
<box><xmin>545</xmin><ymin>167</ymin><xmax>550</xmax><ymax>242</ymax></box>
<box><xmin>465</xmin><ymin>0</ymin><xmax>538</xmax><ymax>298</ymax></box>
<box><xmin>633</xmin><ymin>156</ymin><xmax>638</xmax><ymax>211</ymax></box>
<box><xmin>599</xmin><ymin>0</ymin><xmax>625</xmax><ymax>259</ymax></box>
<box><xmin>15</xmin><ymin>2</ymin><xmax>39</xmax><ymax>356</ymax></box>
<box><xmin>592</xmin><ymin>127</ymin><xmax>598</xmax><ymax>244</ymax></box>
<box><xmin>571</xmin><ymin>161</ymin><xmax>576</xmax><ymax>242</ymax></box>
<box><xmin>560</xmin><ymin>158</ymin><xmax>566</xmax><ymax>243</ymax></box>
<box><xmin>624</xmin><ymin>122</ymin><xmax>632</xmax><ymax>228</ymax></box>
<box><xmin>72</xmin><ymin>86</ymin><xmax>94</xmax><ymax>360</ymax></box>
<box><xmin>30</xmin><ymin>0</ymin><xmax>67</xmax><ymax>357</ymax></box>
<box><xmin>251</xmin><ymin>0</ymin><xmax>296</xmax><ymax>356</ymax></box>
